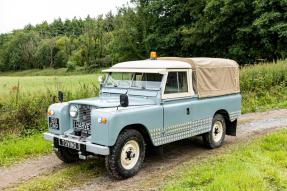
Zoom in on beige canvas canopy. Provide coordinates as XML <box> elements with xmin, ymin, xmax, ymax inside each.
<box><xmin>157</xmin><ymin>57</ymin><xmax>240</xmax><ymax>98</ymax></box>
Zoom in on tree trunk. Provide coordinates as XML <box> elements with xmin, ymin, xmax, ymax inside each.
<box><xmin>50</xmin><ymin>47</ymin><xmax>53</xmax><ymax>68</ymax></box>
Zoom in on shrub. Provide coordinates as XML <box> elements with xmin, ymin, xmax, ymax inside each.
<box><xmin>85</xmin><ymin>64</ymin><xmax>98</xmax><ymax>73</ymax></box>
<box><xmin>0</xmin><ymin>61</ymin><xmax>5</xmax><ymax>72</ymax></box>
<box><xmin>66</xmin><ymin>61</ymin><xmax>77</xmax><ymax>71</ymax></box>
<box><xmin>69</xmin><ymin>50</ymin><xmax>84</xmax><ymax>66</ymax></box>
<box><xmin>96</xmin><ymin>55</ymin><xmax>112</xmax><ymax>68</ymax></box>
<box><xmin>102</xmin><ymin>55</ymin><xmax>112</xmax><ymax>67</ymax></box>
<box><xmin>54</xmin><ymin>50</ymin><xmax>67</xmax><ymax>68</ymax></box>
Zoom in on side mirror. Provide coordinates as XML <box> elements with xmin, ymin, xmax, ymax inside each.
<box><xmin>58</xmin><ymin>91</ymin><xmax>63</xmax><ymax>103</ymax></box>
<box><xmin>98</xmin><ymin>76</ymin><xmax>104</xmax><ymax>84</ymax></box>
<box><xmin>120</xmin><ymin>94</ymin><xmax>129</xmax><ymax>107</ymax></box>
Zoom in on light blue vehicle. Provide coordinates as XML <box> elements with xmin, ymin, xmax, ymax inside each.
<box><xmin>44</xmin><ymin>54</ymin><xmax>241</xmax><ymax>179</ymax></box>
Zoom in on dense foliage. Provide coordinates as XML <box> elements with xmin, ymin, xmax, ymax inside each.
<box><xmin>1</xmin><ymin>0</ymin><xmax>287</xmax><ymax>71</ymax></box>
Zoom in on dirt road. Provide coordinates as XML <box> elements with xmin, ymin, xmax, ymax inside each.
<box><xmin>1</xmin><ymin>109</ymin><xmax>287</xmax><ymax>190</ymax></box>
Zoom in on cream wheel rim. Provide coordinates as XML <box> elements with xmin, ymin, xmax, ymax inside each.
<box><xmin>120</xmin><ymin>140</ymin><xmax>140</xmax><ymax>170</ymax></box>
<box><xmin>212</xmin><ymin>121</ymin><xmax>223</xmax><ymax>142</ymax></box>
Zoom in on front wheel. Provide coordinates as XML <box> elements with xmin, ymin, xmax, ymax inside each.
<box><xmin>202</xmin><ymin>114</ymin><xmax>226</xmax><ymax>149</ymax></box>
<box><xmin>105</xmin><ymin>129</ymin><xmax>145</xmax><ymax>179</ymax></box>
<box><xmin>55</xmin><ymin>147</ymin><xmax>79</xmax><ymax>163</ymax></box>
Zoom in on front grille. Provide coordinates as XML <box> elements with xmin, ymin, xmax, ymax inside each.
<box><xmin>78</xmin><ymin>105</ymin><xmax>91</xmax><ymax>124</ymax></box>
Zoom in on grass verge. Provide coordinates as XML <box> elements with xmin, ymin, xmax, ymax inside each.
<box><xmin>0</xmin><ymin>133</ymin><xmax>52</xmax><ymax>167</ymax></box>
<box><xmin>144</xmin><ymin>129</ymin><xmax>287</xmax><ymax>190</ymax></box>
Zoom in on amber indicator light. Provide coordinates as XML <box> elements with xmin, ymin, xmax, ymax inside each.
<box><xmin>48</xmin><ymin>110</ymin><xmax>52</xmax><ymax>115</ymax></box>
<box><xmin>102</xmin><ymin>118</ymin><xmax>107</xmax><ymax>123</ymax></box>
<box><xmin>150</xmin><ymin>52</ymin><xmax>157</xmax><ymax>59</ymax></box>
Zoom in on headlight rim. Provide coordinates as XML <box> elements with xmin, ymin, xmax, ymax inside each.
<box><xmin>70</xmin><ymin>105</ymin><xmax>78</xmax><ymax>118</ymax></box>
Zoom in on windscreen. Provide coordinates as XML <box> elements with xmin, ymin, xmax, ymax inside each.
<box><xmin>131</xmin><ymin>73</ymin><xmax>162</xmax><ymax>89</ymax></box>
<box><xmin>105</xmin><ymin>73</ymin><xmax>133</xmax><ymax>88</ymax></box>
<box><xmin>104</xmin><ymin>72</ymin><xmax>163</xmax><ymax>89</ymax></box>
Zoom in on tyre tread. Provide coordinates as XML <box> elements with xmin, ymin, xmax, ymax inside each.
<box><xmin>105</xmin><ymin>129</ymin><xmax>145</xmax><ymax>179</ymax></box>
<box><xmin>202</xmin><ymin>114</ymin><xmax>226</xmax><ymax>149</ymax></box>
<box><xmin>55</xmin><ymin>147</ymin><xmax>79</xmax><ymax>163</ymax></box>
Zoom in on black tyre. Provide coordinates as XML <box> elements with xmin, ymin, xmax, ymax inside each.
<box><xmin>105</xmin><ymin>129</ymin><xmax>145</xmax><ymax>180</ymax></box>
<box><xmin>55</xmin><ymin>147</ymin><xmax>79</xmax><ymax>163</ymax></box>
<box><xmin>202</xmin><ymin>114</ymin><xmax>226</xmax><ymax>149</ymax></box>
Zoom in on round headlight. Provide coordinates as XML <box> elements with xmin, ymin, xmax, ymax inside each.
<box><xmin>70</xmin><ymin>106</ymin><xmax>78</xmax><ymax>117</ymax></box>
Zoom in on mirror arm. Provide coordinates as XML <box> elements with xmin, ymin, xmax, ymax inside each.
<box><xmin>58</xmin><ymin>96</ymin><xmax>62</xmax><ymax>103</ymax></box>
<box><xmin>58</xmin><ymin>91</ymin><xmax>63</xmax><ymax>103</ymax></box>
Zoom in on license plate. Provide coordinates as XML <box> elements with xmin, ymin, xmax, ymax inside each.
<box><xmin>73</xmin><ymin>120</ymin><xmax>91</xmax><ymax>130</ymax></box>
<box><xmin>59</xmin><ymin>139</ymin><xmax>80</xmax><ymax>150</ymax></box>
<box><xmin>49</xmin><ymin>117</ymin><xmax>59</xmax><ymax>130</ymax></box>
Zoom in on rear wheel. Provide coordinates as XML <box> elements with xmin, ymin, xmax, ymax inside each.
<box><xmin>105</xmin><ymin>129</ymin><xmax>145</xmax><ymax>179</ymax></box>
<box><xmin>202</xmin><ymin>114</ymin><xmax>226</xmax><ymax>149</ymax></box>
<box><xmin>55</xmin><ymin>147</ymin><xmax>79</xmax><ymax>163</ymax></box>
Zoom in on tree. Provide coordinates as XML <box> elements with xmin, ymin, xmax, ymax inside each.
<box><xmin>182</xmin><ymin>0</ymin><xmax>287</xmax><ymax>64</ymax></box>
<box><xmin>47</xmin><ymin>36</ymin><xmax>59</xmax><ymax>68</ymax></box>
<box><xmin>79</xmin><ymin>26</ymin><xmax>95</xmax><ymax>66</ymax></box>
<box><xmin>0</xmin><ymin>31</ymin><xmax>41</xmax><ymax>70</ymax></box>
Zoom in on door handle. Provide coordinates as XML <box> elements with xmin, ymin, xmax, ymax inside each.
<box><xmin>187</xmin><ymin>108</ymin><xmax>190</xmax><ymax>115</ymax></box>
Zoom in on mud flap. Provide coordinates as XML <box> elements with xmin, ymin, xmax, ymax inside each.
<box><xmin>53</xmin><ymin>137</ymin><xmax>59</xmax><ymax>148</ymax></box>
<box><xmin>226</xmin><ymin>119</ymin><xmax>237</xmax><ymax>136</ymax></box>
<box><xmin>147</xmin><ymin>145</ymin><xmax>163</xmax><ymax>157</ymax></box>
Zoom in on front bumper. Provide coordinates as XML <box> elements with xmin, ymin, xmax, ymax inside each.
<box><xmin>43</xmin><ymin>132</ymin><xmax>109</xmax><ymax>155</ymax></box>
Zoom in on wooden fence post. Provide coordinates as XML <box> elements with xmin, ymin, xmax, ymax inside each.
<box><xmin>52</xmin><ymin>95</ymin><xmax>56</xmax><ymax>104</ymax></box>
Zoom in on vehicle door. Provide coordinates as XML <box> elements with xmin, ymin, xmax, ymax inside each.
<box><xmin>161</xmin><ymin>69</ymin><xmax>193</xmax><ymax>138</ymax></box>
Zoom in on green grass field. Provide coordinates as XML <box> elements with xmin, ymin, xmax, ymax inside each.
<box><xmin>0</xmin><ymin>66</ymin><xmax>106</xmax><ymax>77</ymax></box>
<box><xmin>147</xmin><ymin>129</ymin><xmax>287</xmax><ymax>190</ymax></box>
<box><xmin>0</xmin><ymin>74</ymin><xmax>106</xmax><ymax>99</ymax></box>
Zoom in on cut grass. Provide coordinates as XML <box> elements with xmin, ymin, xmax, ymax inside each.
<box><xmin>142</xmin><ymin>129</ymin><xmax>287</xmax><ymax>190</ymax></box>
<box><xmin>0</xmin><ymin>67</ymin><xmax>107</xmax><ymax>77</ymax></box>
<box><xmin>0</xmin><ymin>133</ymin><xmax>52</xmax><ymax>167</ymax></box>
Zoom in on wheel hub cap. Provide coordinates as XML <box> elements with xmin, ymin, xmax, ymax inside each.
<box><xmin>212</xmin><ymin>121</ymin><xmax>223</xmax><ymax>142</ymax></box>
<box><xmin>126</xmin><ymin>151</ymin><xmax>136</xmax><ymax>159</ymax></box>
<box><xmin>121</xmin><ymin>140</ymin><xmax>140</xmax><ymax>170</ymax></box>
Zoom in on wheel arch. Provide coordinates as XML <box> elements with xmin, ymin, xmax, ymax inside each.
<box><xmin>119</xmin><ymin>123</ymin><xmax>151</xmax><ymax>141</ymax></box>
<box><xmin>214</xmin><ymin>109</ymin><xmax>230</xmax><ymax>120</ymax></box>
<box><xmin>214</xmin><ymin>109</ymin><xmax>237</xmax><ymax>136</ymax></box>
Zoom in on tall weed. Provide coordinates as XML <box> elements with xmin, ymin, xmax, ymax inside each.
<box><xmin>0</xmin><ymin>77</ymin><xmax>99</xmax><ymax>139</ymax></box>
<box><xmin>240</xmin><ymin>60</ymin><xmax>287</xmax><ymax>113</ymax></box>
<box><xmin>240</xmin><ymin>60</ymin><xmax>287</xmax><ymax>91</ymax></box>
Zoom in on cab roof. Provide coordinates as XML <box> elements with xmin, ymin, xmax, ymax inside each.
<box><xmin>102</xmin><ymin>57</ymin><xmax>240</xmax><ymax>98</ymax></box>
<box><xmin>108</xmin><ymin>60</ymin><xmax>192</xmax><ymax>69</ymax></box>
<box><xmin>103</xmin><ymin>57</ymin><xmax>238</xmax><ymax>71</ymax></box>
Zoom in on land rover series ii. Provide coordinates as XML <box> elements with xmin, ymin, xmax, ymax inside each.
<box><xmin>44</xmin><ymin>53</ymin><xmax>241</xmax><ymax>179</ymax></box>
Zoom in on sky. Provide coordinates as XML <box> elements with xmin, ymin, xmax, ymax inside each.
<box><xmin>0</xmin><ymin>0</ymin><xmax>129</xmax><ymax>34</ymax></box>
